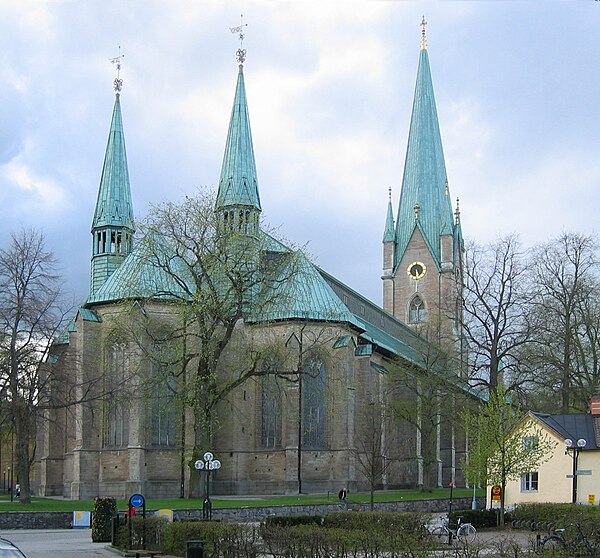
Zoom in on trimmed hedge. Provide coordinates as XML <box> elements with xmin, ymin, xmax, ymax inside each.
<box><xmin>92</xmin><ymin>497</ymin><xmax>117</xmax><ymax>542</ymax></box>
<box><xmin>115</xmin><ymin>511</ymin><xmax>437</xmax><ymax>557</ymax></box>
<box><xmin>511</xmin><ymin>503</ymin><xmax>600</xmax><ymax>531</ymax></box>
<box><xmin>449</xmin><ymin>508</ymin><xmax>506</xmax><ymax>528</ymax></box>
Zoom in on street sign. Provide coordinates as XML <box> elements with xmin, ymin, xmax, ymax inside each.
<box><xmin>129</xmin><ymin>493</ymin><xmax>145</xmax><ymax>508</ymax></box>
<box><xmin>576</xmin><ymin>470</ymin><xmax>592</xmax><ymax>475</ymax></box>
<box><xmin>491</xmin><ymin>485</ymin><xmax>501</xmax><ymax>501</ymax></box>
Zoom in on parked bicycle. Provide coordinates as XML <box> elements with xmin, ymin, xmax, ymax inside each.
<box><xmin>431</xmin><ymin>516</ymin><xmax>477</xmax><ymax>545</ymax></box>
<box><xmin>539</xmin><ymin>521</ymin><xmax>599</xmax><ymax>557</ymax></box>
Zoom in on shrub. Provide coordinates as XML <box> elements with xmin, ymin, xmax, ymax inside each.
<box><xmin>323</xmin><ymin>510</ymin><xmax>429</xmax><ymax>539</ymax></box>
<box><xmin>511</xmin><ymin>503</ymin><xmax>600</xmax><ymax>531</ymax></box>
<box><xmin>449</xmin><ymin>509</ymin><xmax>505</xmax><ymax>528</ymax></box>
<box><xmin>113</xmin><ymin>515</ymin><xmax>167</xmax><ymax>550</ymax></box>
<box><xmin>263</xmin><ymin>514</ymin><xmax>323</xmax><ymax>527</ymax></box>
<box><xmin>91</xmin><ymin>497</ymin><xmax>117</xmax><ymax>542</ymax></box>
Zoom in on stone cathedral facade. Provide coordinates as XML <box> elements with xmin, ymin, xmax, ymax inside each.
<box><xmin>35</xmin><ymin>24</ymin><xmax>468</xmax><ymax>499</ymax></box>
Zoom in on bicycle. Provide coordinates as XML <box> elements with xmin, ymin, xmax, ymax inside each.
<box><xmin>539</xmin><ymin>522</ymin><xmax>600</xmax><ymax>557</ymax></box>
<box><xmin>431</xmin><ymin>516</ymin><xmax>477</xmax><ymax>545</ymax></box>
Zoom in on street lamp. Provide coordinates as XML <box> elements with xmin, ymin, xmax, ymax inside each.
<box><xmin>194</xmin><ymin>452</ymin><xmax>221</xmax><ymax>519</ymax></box>
<box><xmin>565</xmin><ymin>438</ymin><xmax>586</xmax><ymax>504</ymax></box>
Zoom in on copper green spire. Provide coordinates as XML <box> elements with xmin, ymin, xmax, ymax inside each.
<box><xmin>216</xmin><ymin>63</ymin><xmax>262</xmax><ymax>216</ymax></box>
<box><xmin>90</xmin><ymin>88</ymin><xmax>135</xmax><ymax>297</ymax></box>
<box><xmin>394</xmin><ymin>21</ymin><xmax>454</xmax><ymax>268</ymax></box>
<box><xmin>383</xmin><ymin>188</ymin><xmax>395</xmax><ymax>243</ymax></box>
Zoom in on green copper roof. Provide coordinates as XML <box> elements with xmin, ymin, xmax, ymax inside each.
<box><xmin>92</xmin><ymin>96</ymin><xmax>135</xmax><ymax>231</ymax></box>
<box><xmin>87</xmin><ymin>233</ymin><xmax>191</xmax><ymax>304</ymax></box>
<box><xmin>394</xmin><ymin>47</ymin><xmax>454</xmax><ymax>268</ymax></box>
<box><xmin>216</xmin><ymin>65</ymin><xmax>262</xmax><ymax>211</ymax></box>
<box><xmin>249</xmin><ymin>249</ymin><xmax>360</xmax><ymax>326</ymax></box>
<box><xmin>383</xmin><ymin>194</ymin><xmax>395</xmax><ymax>243</ymax></box>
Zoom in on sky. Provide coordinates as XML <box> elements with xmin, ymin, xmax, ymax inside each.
<box><xmin>1</xmin><ymin>1</ymin><xmax>599</xmax><ymax>307</ymax></box>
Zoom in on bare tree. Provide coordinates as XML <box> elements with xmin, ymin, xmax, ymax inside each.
<box><xmin>527</xmin><ymin>232</ymin><xmax>599</xmax><ymax>412</ymax></box>
<box><xmin>387</xmin><ymin>334</ymin><xmax>471</xmax><ymax>490</ymax></box>
<box><xmin>353</xmin><ymin>400</ymin><xmax>394</xmax><ymax>510</ymax></box>
<box><xmin>460</xmin><ymin>235</ymin><xmax>531</xmax><ymax>393</ymax></box>
<box><xmin>0</xmin><ymin>229</ymin><xmax>72</xmax><ymax>504</ymax></box>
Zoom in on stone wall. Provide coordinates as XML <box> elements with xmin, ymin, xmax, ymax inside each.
<box><xmin>0</xmin><ymin>497</ymin><xmax>484</xmax><ymax>529</ymax></box>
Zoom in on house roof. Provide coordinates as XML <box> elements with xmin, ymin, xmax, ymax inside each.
<box><xmin>532</xmin><ymin>411</ymin><xmax>600</xmax><ymax>450</ymax></box>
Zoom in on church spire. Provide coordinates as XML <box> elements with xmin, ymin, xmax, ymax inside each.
<box><xmin>90</xmin><ymin>59</ymin><xmax>135</xmax><ymax>297</ymax></box>
<box><xmin>383</xmin><ymin>187</ymin><xmax>395</xmax><ymax>243</ymax></box>
<box><xmin>216</xmin><ymin>23</ymin><xmax>261</xmax><ymax>234</ymax></box>
<box><xmin>394</xmin><ymin>19</ymin><xmax>454</xmax><ymax>269</ymax></box>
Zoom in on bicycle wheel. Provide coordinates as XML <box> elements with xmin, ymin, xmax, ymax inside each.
<box><xmin>457</xmin><ymin>523</ymin><xmax>476</xmax><ymax>543</ymax></box>
<box><xmin>431</xmin><ymin>526</ymin><xmax>451</xmax><ymax>545</ymax></box>
<box><xmin>540</xmin><ymin>535</ymin><xmax>566</xmax><ymax>551</ymax></box>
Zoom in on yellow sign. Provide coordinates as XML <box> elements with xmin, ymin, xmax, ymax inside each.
<box><xmin>491</xmin><ymin>485</ymin><xmax>502</xmax><ymax>501</ymax></box>
<box><xmin>589</xmin><ymin>494</ymin><xmax>596</xmax><ymax>505</ymax></box>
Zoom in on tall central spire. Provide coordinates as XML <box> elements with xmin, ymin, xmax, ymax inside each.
<box><xmin>216</xmin><ymin>40</ymin><xmax>262</xmax><ymax>234</ymax></box>
<box><xmin>394</xmin><ymin>20</ymin><xmax>453</xmax><ymax>268</ymax></box>
<box><xmin>90</xmin><ymin>62</ymin><xmax>135</xmax><ymax>297</ymax></box>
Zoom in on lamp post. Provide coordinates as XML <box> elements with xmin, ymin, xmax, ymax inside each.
<box><xmin>565</xmin><ymin>438</ymin><xmax>586</xmax><ymax>504</ymax></box>
<box><xmin>8</xmin><ymin>467</ymin><xmax>12</xmax><ymax>502</ymax></box>
<box><xmin>195</xmin><ymin>452</ymin><xmax>221</xmax><ymax>520</ymax></box>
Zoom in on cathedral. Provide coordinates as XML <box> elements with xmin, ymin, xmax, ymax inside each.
<box><xmin>35</xmin><ymin>21</ymin><xmax>467</xmax><ymax>499</ymax></box>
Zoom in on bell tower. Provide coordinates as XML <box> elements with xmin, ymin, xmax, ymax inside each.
<box><xmin>382</xmin><ymin>18</ymin><xmax>463</xmax><ymax>342</ymax></box>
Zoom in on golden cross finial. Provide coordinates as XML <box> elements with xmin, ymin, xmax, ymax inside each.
<box><xmin>109</xmin><ymin>46</ymin><xmax>124</xmax><ymax>97</ymax></box>
<box><xmin>421</xmin><ymin>16</ymin><xmax>428</xmax><ymax>50</ymax></box>
<box><xmin>455</xmin><ymin>197</ymin><xmax>461</xmax><ymax>225</ymax></box>
<box><xmin>230</xmin><ymin>14</ymin><xmax>248</xmax><ymax>65</ymax></box>
<box><xmin>388</xmin><ymin>187</ymin><xmax>392</xmax><ymax>201</ymax></box>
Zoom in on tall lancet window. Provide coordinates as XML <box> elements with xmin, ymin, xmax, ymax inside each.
<box><xmin>260</xmin><ymin>357</ymin><xmax>282</xmax><ymax>448</ymax></box>
<box><xmin>303</xmin><ymin>355</ymin><xmax>327</xmax><ymax>449</ymax></box>
<box><xmin>150</xmin><ymin>339</ymin><xmax>177</xmax><ymax>447</ymax></box>
<box><xmin>104</xmin><ymin>340</ymin><xmax>129</xmax><ymax>447</ymax></box>
<box><xmin>409</xmin><ymin>295</ymin><xmax>426</xmax><ymax>323</ymax></box>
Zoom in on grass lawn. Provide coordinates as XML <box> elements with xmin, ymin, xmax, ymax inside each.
<box><xmin>0</xmin><ymin>487</ymin><xmax>484</xmax><ymax>513</ymax></box>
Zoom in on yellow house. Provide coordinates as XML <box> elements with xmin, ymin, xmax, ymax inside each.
<box><xmin>487</xmin><ymin>397</ymin><xmax>600</xmax><ymax>509</ymax></box>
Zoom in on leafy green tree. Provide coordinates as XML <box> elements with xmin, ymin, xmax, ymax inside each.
<box><xmin>462</xmin><ymin>386</ymin><xmax>556</xmax><ymax>527</ymax></box>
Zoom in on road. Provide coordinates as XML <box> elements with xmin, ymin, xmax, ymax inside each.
<box><xmin>0</xmin><ymin>529</ymin><xmax>117</xmax><ymax>557</ymax></box>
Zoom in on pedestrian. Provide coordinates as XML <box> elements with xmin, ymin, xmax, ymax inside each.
<box><xmin>338</xmin><ymin>486</ymin><xmax>347</xmax><ymax>504</ymax></box>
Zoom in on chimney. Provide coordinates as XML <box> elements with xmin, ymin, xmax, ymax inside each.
<box><xmin>590</xmin><ymin>395</ymin><xmax>600</xmax><ymax>415</ymax></box>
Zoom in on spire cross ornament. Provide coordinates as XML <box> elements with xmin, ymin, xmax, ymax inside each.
<box><xmin>230</xmin><ymin>14</ymin><xmax>248</xmax><ymax>64</ymax></box>
<box><xmin>421</xmin><ymin>16</ymin><xmax>428</xmax><ymax>50</ymax></box>
<box><xmin>109</xmin><ymin>46</ymin><xmax>124</xmax><ymax>96</ymax></box>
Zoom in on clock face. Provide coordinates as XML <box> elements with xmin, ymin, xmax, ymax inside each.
<box><xmin>407</xmin><ymin>261</ymin><xmax>426</xmax><ymax>280</ymax></box>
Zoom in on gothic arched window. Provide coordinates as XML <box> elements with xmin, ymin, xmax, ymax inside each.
<box><xmin>104</xmin><ymin>340</ymin><xmax>129</xmax><ymax>447</ymax></box>
<box><xmin>302</xmin><ymin>356</ymin><xmax>327</xmax><ymax>449</ymax></box>
<box><xmin>409</xmin><ymin>295</ymin><xmax>426</xmax><ymax>323</ymax></box>
<box><xmin>150</xmin><ymin>340</ymin><xmax>177</xmax><ymax>447</ymax></box>
<box><xmin>261</xmin><ymin>372</ymin><xmax>282</xmax><ymax>449</ymax></box>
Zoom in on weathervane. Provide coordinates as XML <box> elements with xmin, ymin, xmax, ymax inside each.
<box><xmin>230</xmin><ymin>14</ymin><xmax>248</xmax><ymax>64</ymax></box>
<box><xmin>421</xmin><ymin>16</ymin><xmax>427</xmax><ymax>50</ymax></box>
<box><xmin>109</xmin><ymin>46</ymin><xmax>124</xmax><ymax>97</ymax></box>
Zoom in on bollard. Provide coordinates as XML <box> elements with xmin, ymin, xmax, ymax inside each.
<box><xmin>186</xmin><ymin>540</ymin><xmax>204</xmax><ymax>558</ymax></box>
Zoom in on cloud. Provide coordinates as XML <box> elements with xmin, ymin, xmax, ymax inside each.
<box><xmin>2</xmin><ymin>160</ymin><xmax>66</xmax><ymax>213</ymax></box>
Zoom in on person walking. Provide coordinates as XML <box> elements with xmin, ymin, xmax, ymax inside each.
<box><xmin>338</xmin><ymin>487</ymin><xmax>347</xmax><ymax>507</ymax></box>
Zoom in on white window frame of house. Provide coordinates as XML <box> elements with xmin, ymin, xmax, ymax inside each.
<box><xmin>521</xmin><ymin>471</ymin><xmax>539</xmax><ymax>492</ymax></box>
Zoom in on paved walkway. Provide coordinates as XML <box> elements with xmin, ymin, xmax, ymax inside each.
<box><xmin>0</xmin><ymin>529</ymin><xmax>116</xmax><ymax>558</ymax></box>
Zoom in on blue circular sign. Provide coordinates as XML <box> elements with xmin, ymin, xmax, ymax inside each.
<box><xmin>129</xmin><ymin>493</ymin><xmax>145</xmax><ymax>508</ymax></box>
